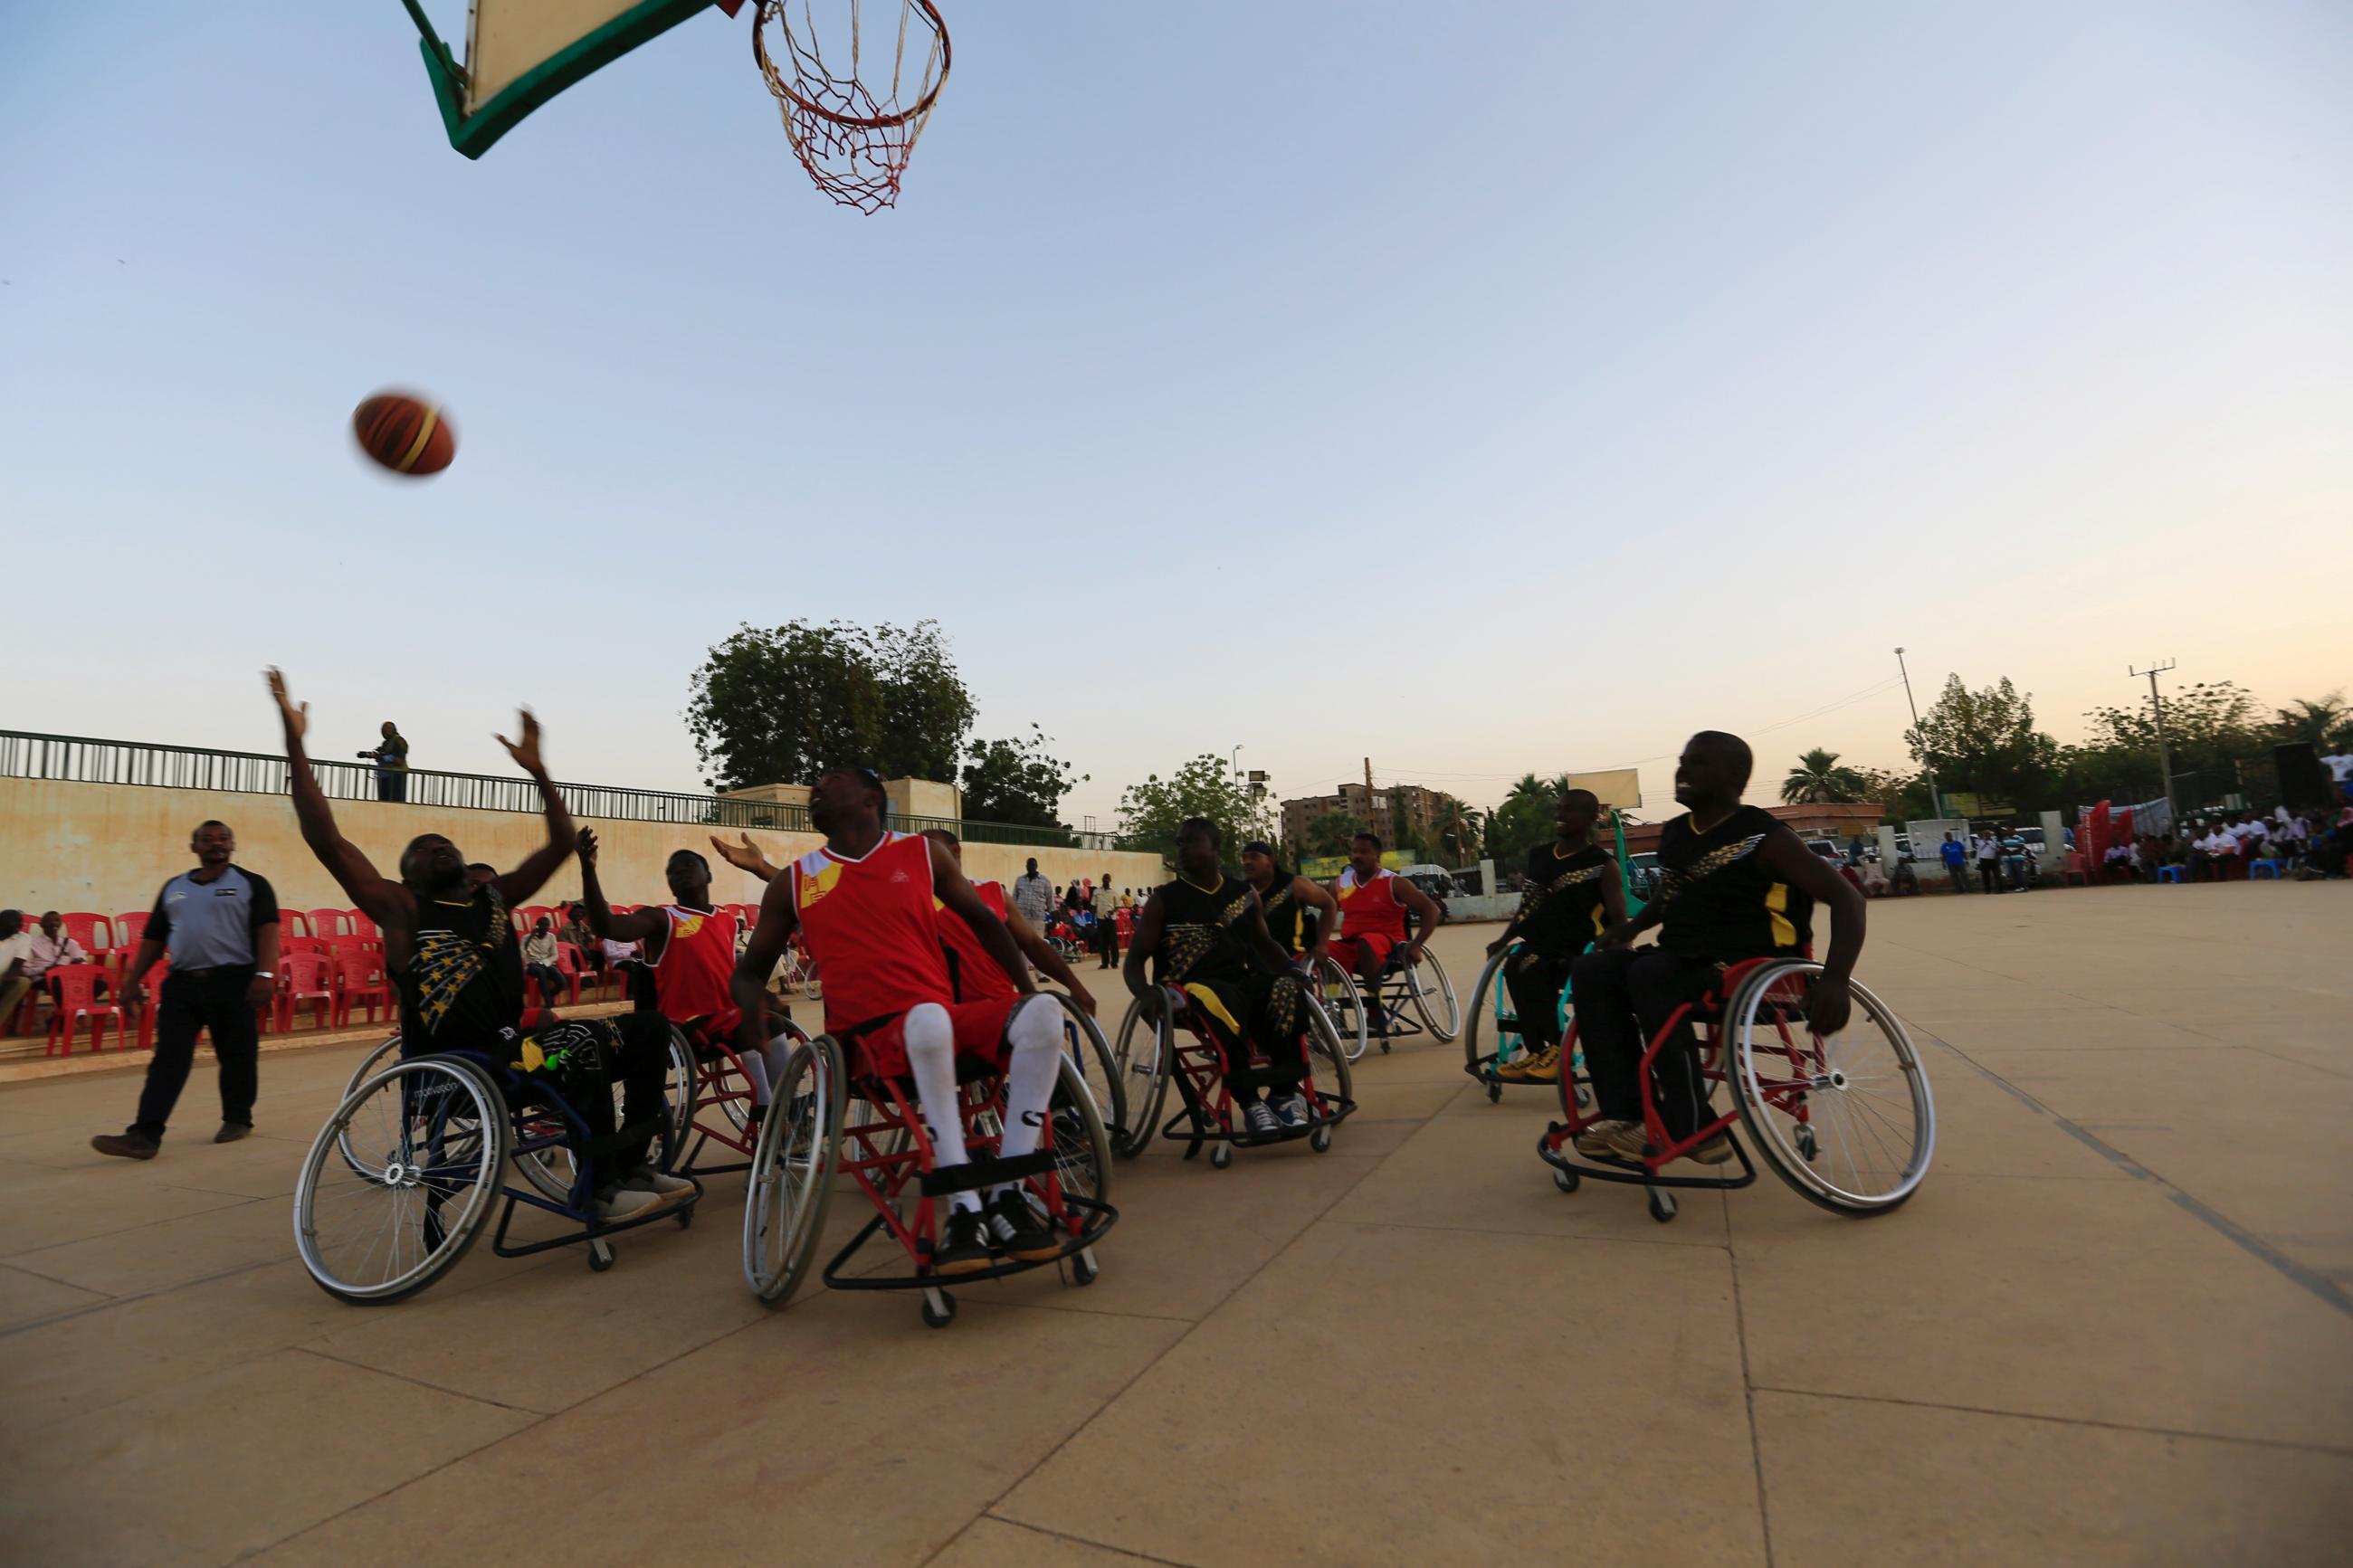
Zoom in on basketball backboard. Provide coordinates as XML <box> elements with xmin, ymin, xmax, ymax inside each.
<box><xmin>399</xmin><ymin>0</ymin><xmax>729</xmax><ymax>159</ymax></box>
<box><xmin>1561</xmin><ymin>768</ymin><xmax>1643</xmax><ymax>810</ymax></box>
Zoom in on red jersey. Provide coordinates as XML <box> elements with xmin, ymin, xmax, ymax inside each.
<box><xmin>789</xmin><ymin>832</ymin><xmax>952</xmax><ymax>1034</ymax></box>
<box><xmin>648</xmin><ymin>903</ymin><xmax>738</xmax><ymax>1032</ymax></box>
<box><xmin>1335</xmin><ymin>867</ymin><xmax>1408</xmax><ymax>943</ymax></box>
<box><xmin>937</xmin><ymin>880</ymin><xmax>1018</xmax><ymax>1003</ymax></box>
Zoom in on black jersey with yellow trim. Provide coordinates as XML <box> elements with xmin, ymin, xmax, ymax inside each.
<box><xmin>1654</xmin><ymin>804</ymin><xmax>1813</xmax><ymax>960</ymax></box>
<box><xmin>1153</xmin><ymin>870</ymin><xmax>1257</xmax><ymax>986</ymax></box>
<box><xmin>1515</xmin><ymin>841</ymin><xmax>1614</xmax><ymax>956</ymax></box>
<box><xmin>1254</xmin><ymin>870</ymin><xmax>1317</xmax><ymax>955</ymax></box>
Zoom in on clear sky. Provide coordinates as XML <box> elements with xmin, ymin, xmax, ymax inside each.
<box><xmin>4</xmin><ymin>1</ymin><xmax>2348</xmax><ymax>827</ymax></box>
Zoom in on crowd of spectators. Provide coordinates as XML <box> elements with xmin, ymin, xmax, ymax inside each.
<box><xmin>2105</xmin><ymin>804</ymin><xmax>2350</xmax><ymax>883</ymax></box>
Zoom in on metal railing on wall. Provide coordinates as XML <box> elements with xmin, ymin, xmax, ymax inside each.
<box><xmin>0</xmin><ymin>730</ymin><xmax>1153</xmax><ymax>854</ymax></box>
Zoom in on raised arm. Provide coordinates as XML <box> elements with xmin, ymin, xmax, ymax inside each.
<box><xmin>710</xmin><ymin>832</ymin><xmax>781</xmax><ymax>883</ymax></box>
<box><xmin>577</xmin><ymin>829</ymin><xmax>664</xmax><ymax>943</ymax></box>
<box><xmin>266</xmin><ymin>668</ymin><xmax>410</xmax><ymax>928</ymax></box>
<box><xmin>1758</xmin><ymin>826</ymin><xmax>1863</xmax><ymax>1036</ymax></box>
<box><xmin>929</xmin><ymin>839</ymin><xmax>1034</xmax><ymax>997</ymax></box>
<box><xmin>1007</xmin><ymin>904</ymin><xmax>1097</xmax><ymax>1015</ymax></box>
<box><xmin>1121</xmin><ymin>890</ymin><xmax>1168</xmax><ymax>1001</ymax></box>
<box><xmin>489</xmin><ymin>709</ymin><xmax>575</xmax><ymax>907</ymax></box>
<box><xmin>730</xmin><ymin>870</ymin><xmax>801</xmax><ymax>1060</ymax></box>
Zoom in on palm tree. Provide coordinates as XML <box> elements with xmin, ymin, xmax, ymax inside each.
<box><xmin>1431</xmin><ymin>796</ymin><xmax>1482</xmax><ymax>863</ymax></box>
<box><xmin>1781</xmin><ymin>747</ymin><xmax>1869</xmax><ymax>805</ymax></box>
<box><xmin>2272</xmin><ymin>693</ymin><xmax>2350</xmax><ymax>753</ymax></box>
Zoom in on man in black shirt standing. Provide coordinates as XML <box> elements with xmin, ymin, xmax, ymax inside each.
<box><xmin>1570</xmin><ymin>732</ymin><xmax>1863</xmax><ymax>1164</ymax></box>
<box><xmin>91</xmin><ymin>822</ymin><xmax>281</xmax><ymax>1160</ymax></box>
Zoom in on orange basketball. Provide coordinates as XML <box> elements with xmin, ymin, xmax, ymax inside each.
<box><xmin>352</xmin><ymin>392</ymin><xmax>457</xmax><ymax>477</ymax></box>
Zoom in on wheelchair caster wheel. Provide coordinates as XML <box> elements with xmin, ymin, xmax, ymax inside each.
<box><xmin>921</xmin><ymin>1288</ymin><xmax>956</xmax><ymax>1328</ymax></box>
<box><xmin>1574</xmin><ymin>1086</ymin><xmax>1593</xmax><ymax>1111</ymax></box>
<box><xmin>1486</xmin><ymin>1082</ymin><xmax>1502</xmax><ymax>1103</ymax></box>
<box><xmin>1796</xmin><ymin>1126</ymin><xmax>1818</xmax><ymax>1163</ymax></box>
<box><xmin>589</xmin><ymin>1240</ymin><xmax>615</xmax><ymax>1272</ymax></box>
<box><xmin>1379</xmin><ymin>1040</ymin><xmax>1391</xmax><ymax>1055</ymax></box>
<box><xmin>676</xmin><ymin>1202</ymin><xmax>695</xmax><ymax>1229</ymax></box>
<box><xmin>1071</xmin><ymin>1248</ymin><xmax>1100</xmax><ymax>1287</ymax></box>
<box><xmin>1553</xmin><ymin>1167</ymin><xmax>1579</xmax><ymax>1193</ymax></box>
<box><xmin>1646</xmin><ymin>1191</ymin><xmax>1677</xmax><ymax>1224</ymax></box>
<box><xmin>1310</xmin><ymin>1125</ymin><xmax>1333</xmax><ymax>1153</ymax></box>
<box><xmin>1210</xmin><ymin>1142</ymin><xmax>1233</xmax><ymax>1169</ymax></box>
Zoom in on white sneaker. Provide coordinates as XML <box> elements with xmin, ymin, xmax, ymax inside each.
<box><xmin>619</xmin><ymin>1166</ymin><xmax>693</xmax><ymax>1208</ymax></box>
<box><xmin>597</xmin><ymin>1188</ymin><xmax>663</xmax><ymax>1222</ymax></box>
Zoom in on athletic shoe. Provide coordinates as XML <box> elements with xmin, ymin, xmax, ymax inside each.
<box><xmin>91</xmin><ymin>1132</ymin><xmax>159</xmax><ymax>1161</ymax></box>
<box><xmin>937</xmin><ymin>1205</ymin><xmax>996</xmax><ymax>1276</ymax></box>
<box><xmin>1688</xmin><ymin>1133</ymin><xmax>1735</xmax><ymax>1165</ymax></box>
<box><xmin>213</xmin><ymin>1122</ymin><xmax>254</xmax><ymax>1145</ymax></box>
<box><xmin>1496</xmin><ymin>1045</ymin><xmax>1560</xmax><ymax>1083</ymax></box>
<box><xmin>596</xmin><ymin>1188</ymin><xmax>663</xmax><ymax>1222</ymax></box>
<box><xmin>985</xmin><ymin>1189</ymin><xmax>1062</xmax><ymax>1262</ymax></box>
<box><xmin>1272</xmin><ymin>1094</ymin><xmax>1310</xmax><ymax>1130</ymax></box>
<box><xmin>1570</xmin><ymin>1119</ymin><xmax>1634</xmax><ymax>1158</ymax></box>
<box><xmin>620</xmin><ymin>1166</ymin><xmax>695</xmax><ymax>1204</ymax></box>
<box><xmin>1242</xmin><ymin>1100</ymin><xmax>1280</xmax><ymax>1137</ymax></box>
<box><xmin>1598</xmin><ymin>1121</ymin><xmax>1653</xmax><ymax>1162</ymax></box>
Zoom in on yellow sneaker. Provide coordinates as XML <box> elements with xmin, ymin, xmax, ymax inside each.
<box><xmin>1496</xmin><ymin>1044</ymin><xmax>1562</xmax><ymax>1082</ymax></box>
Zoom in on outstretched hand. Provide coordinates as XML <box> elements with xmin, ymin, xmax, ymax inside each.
<box><xmin>264</xmin><ymin>668</ymin><xmax>308</xmax><ymax>746</ymax></box>
<box><xmin>709</xmin><ymin>832</ymin><xmax>774</xmax><ymax>876</ymax></box>
<box><xmin>495</xmin><ymin>708</ymin><xmax>544</xmax><ymax>774</ymax></box>
<box><xmin>576</xmin><ymin>827</ymin><xmax>599</xmax><ymax>868</ymax></box>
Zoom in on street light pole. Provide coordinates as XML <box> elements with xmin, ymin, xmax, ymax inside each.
<box><xmin>1894</xmin><ymin>647</ymin><xmax>1941</xmax><ymax>816</ymax></box>
<box><xmin>2129</xmin><ymin>660</ymin><xmax>2178</xmax><ymax>813</ymax></box>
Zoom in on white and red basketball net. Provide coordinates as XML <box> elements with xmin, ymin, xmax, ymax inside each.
<box><xmin>744</xmin><ymin>0</ymin><xmax>951</xmax><ymax>214</ymax></box>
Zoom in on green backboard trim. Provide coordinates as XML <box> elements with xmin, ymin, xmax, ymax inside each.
<box><xmin>411</xmin><ymin>0</ymin><xmax>719</xmax><ymax>160</ymax></box>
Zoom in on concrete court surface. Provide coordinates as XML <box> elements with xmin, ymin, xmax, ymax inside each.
<box><xmin>1</xmin><ymin>884</ymin><xmax>2348</xmax><ymax>1566</ymax></box>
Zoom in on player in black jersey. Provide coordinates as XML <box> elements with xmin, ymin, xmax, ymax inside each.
<box><xmin>268</xmin><ymin>669</ymin><xmax>689</xmax><ymax>1222</ymax></box>
<box><xmin>1570</xmin><ymin>731</ymin><xmax>1863</xmax><ymax>1164</ymax></box>
<box><xmin>1483</xmin><ymin>789</ymin><xmax>1624</xmax><ymax>1082</ymax></box>
<box><xmin>1239</xmin><ymin>841</ymin><xmax>1338</xmax><ymax>973</ymax></box>
<box><xmin>1125</xmin><ymin>820</ymin><xmax>1313</xmax><ymax>1135</ymax></box>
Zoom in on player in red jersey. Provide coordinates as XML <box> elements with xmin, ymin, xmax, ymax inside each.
<box><xmin>1326</xmin><ymin>832</ymin><xmax>1443</xmax><ymax>1029</ymax></box>
<box><xmin>727</xmin><ymin>768</ymin><xmax>1068</xmax><ymax>1275</ymax></box>
<box><xmin>917</xmin><ymin>829</ymin><xmax>1100</xmax><ymax>1018</ymax></box>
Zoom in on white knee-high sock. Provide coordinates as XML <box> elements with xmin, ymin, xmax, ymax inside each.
<box><xmin>992</xmin><ymin>996</ymin><xmax>1063</xmax><ymax>1195</ymax></box>
<box><xmin>740</xmin><ymin>1027</ymin><xmax>797</xmax><ymax>1107</ymax></box>
<box><xmin>901</xmin><ymin>1003</ymin><xmax>978</xmax><ymax>1212</ymax></box>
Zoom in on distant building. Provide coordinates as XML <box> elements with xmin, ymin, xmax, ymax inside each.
<box><xmin>1281</xmin><ymin>782</ymin><xmax>1443</xmax><ymax>852</ymax></box>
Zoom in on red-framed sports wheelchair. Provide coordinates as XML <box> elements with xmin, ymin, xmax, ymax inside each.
<box><xmin>741</xmin><ymin>1017</ymin><xmax>1117</xmax><ymax>1329</ymax></box>
<box><xmin>1109</xmin><ymin>981</ymin><xmax>1354</xmax><ymax>1166</ymax></box>
<box><xmin>1538</xmin><ymin>957</ymin><xmax>1935</xmax><ymax>1222</ymax></box>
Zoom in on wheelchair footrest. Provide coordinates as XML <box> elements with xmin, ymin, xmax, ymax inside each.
<box><xmin>1535</xmin><ymin>1124</ymin><xmax>1757</xmax><ymax>1192</ymax></box>
<box><xmin>918</xmin><ymin>1147</ymin><xmax>1060</xmax><ymax>1198</ymax></box>
<box><xmin>1163</xmin><ymin>1095</ymin><xmax>1358</xmax><ymax>1148</ymax></box>
<box><xmin>823</xmin><ymin>1195</ymin><xmax>1119</xmax><ymax>1290</ymax></box>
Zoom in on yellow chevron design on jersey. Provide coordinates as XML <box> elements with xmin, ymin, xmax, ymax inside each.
<box><xmin>798</xmin><ymin>860</ymin><xmax>843</xmax><ymax>910</ymax></box>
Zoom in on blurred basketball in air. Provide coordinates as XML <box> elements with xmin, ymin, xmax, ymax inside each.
<box><xmin>352</xmin><ymin>391</ymin><xmax>457</xmax><ymax>477</ymax></box>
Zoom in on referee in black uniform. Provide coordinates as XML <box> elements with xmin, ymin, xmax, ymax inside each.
<box><xmin>92</xmin><ymin>821</ymin><xmax>282</xmax><ymax>1160</ymax></box>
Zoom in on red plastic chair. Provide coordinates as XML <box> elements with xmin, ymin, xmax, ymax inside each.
<box><xmin>59</xmin><ymin>913</ymin><xmax>110</xmax><ymax>955</ymax></box>
<box><xmin>308</xmin><ymin>908</ymin><xmax>349</xmax><ymax>939</ymax></box>
<box><xmin>44</xmin><ymin>965</ymin><xmax>123</xmax><ymax>1055</ymax></box>
<box><xmin>281</xmin><ymin>936</ymin><xmax>331</xmax><ymax>959</ymax></box>
<box><xmin>276</xmin><ymin>952</ymin><xmax>338</xmax><ymax>1033</ymax></box>
<box><xmin>331</xmin><ymin>947</ymin><xmax>392</xmax><ymax>1028</ymax></box>
<box><xmin>130</xmin><ymin>956</ymin><xmax>171</xmax><ymax>1050</ymax></box>
<box><xmin>281</xmin><ymin>909</ymin><xmax>312</xmax><ymax>940</ymax></box>
<box><xmin>554</xmin><ymin>943</ymin><xmax>588</xmax><ymax>1006</ymax></box>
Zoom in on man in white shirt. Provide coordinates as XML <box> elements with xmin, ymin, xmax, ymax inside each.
<box><xmin>2322</xmin><ymin>752</ymin><xmax>2353</xmax><ymax>796</ymax></box>
<box><xmin>1974</xmin><ymin>831</ymin><xmax>2002</xmax><ymax>895</ymax></box>
<box><xmin>25</xmin><ymin>912</ymin><xmax>93</xmax><ymax>988</ymax></box>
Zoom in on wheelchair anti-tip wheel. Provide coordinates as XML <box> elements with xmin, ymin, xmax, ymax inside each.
<box><xmin>296</xmin><ymin>1053</ymin><xmax>508</xmax><ymax>1306</ymax></box>
<box><xmin>743</xmin><ymin>1036</ymin><xmax>844</xmax><ymax>1307</ymax></box>
<box><xmin>1110</xmin><ymin>992</ymin><xmax>1174</xmax><ymax>1158</ymax></box>
<box><xmin>1727</xmin><ymin>962</ymin><xmax>1935</xmax><ymax>1216</ymax></box>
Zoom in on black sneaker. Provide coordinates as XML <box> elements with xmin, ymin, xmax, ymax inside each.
<box><xmin>1242</xmin><ymin>1100</ymin><xmax>1280</xmax><ymax>1137</ymax></box>
<box><xmin>936</xmin><ymin>1205</ymin><xmax>995</xmax><ymax>1276</ymax></box>
<box><xmin>985</xmin><ymin>1189</ymin><xmax>1062</xmax><ymax>1262</ymax></box>
<box><xmin>1272</xmin><ymin>1094</ymin><xmax>1310</xmax><ymax>1130</ymax></box>
<box><xmin>92</xmin><ymin>1131</ymin><xmax>159</xmax><ymax>1161</ymax></box>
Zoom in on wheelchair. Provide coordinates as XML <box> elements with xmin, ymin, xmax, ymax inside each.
<box><xmin>295</xmin><ymin>1034</ymin><xmax>705</xmax><ymax>1305</ymax></box>
<box><xmin>1537</xmin><ymin>957</ymin><xmax>1935</xmax><ymax>1222</ymax></box>
<box><xmin>741</xmin><ymin>1011</ymin><xmax>1118</xmax><ymax>1329</ymax></box>
<box><xmin>1462</xmin><ymin>939</ymin><xmax>1592</xmax><ymax>1107</ymax></box>
<box><xmin>1108</xmin><ymin>982</ymin><xmax>1354</xmax><ymax>1166</ymax></box>
<box><xmin>1313</xmin><ymin>933</ymin><xmax>1459</xmax><ymax>1054</ymax></box>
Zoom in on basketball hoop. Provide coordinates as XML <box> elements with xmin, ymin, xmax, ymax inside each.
<box><xmin>751</xmin><ymin>0</ymin><xmax>951</xmax><ymax>214</ymax></box>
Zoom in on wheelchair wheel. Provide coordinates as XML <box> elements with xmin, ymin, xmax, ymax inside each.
<box><xmin>1309</xmin><ymin>957</ymin><xmax>1369</xmax><ymax>1061</ymax></box>
<box><xmin>518</xmin><ymin>1024</ymin><xmax>699</xmax><ymax>1202</ymax></box>
<box><xmin>1728</xmin><ymin>962</ymin><xmax>1934</xmax><ymax>1216</ymax></box>
<box><xmin>1405</xmin><ymin>948</ymin><xmax>1461</xmax><ymax>1042</ymax></box>
<box><xmin>744</xmin><ymin>1035</ymin><xmax>843</xmax><ymax>1306</ymax></box>
<box><xmin>295</xmin><ymin>1054</ymin><xmax>507</xmax><ymax>1306</ymax></box>
<box><xmin>1463</xmin><ymin>948</ymin><xmax>1513</xmax><ymax>1077</ymax></box>
<box><xmin>339</xmin><ymin>1033</ymin><xmax>404</xmax><ymax>1104</ymax></box>
<box><xmin>1045</xmin><ymin>1050</ymin><xmax>1116</xmax><ymax>1214</ymax></box>
<box><xmin>1051</xmin><ymin>992</ymin><xmax>1127</xmax><ymax>1146</ymax></box>
<box><xmin>1110</xmin><ymin>993</ymin><xmax>1171</xmax><ymax>1158</ymax></box>
<box><xmin>1302</xmin><ymin>991</ymin><xmax>1354</xmax><ymax>1111</ymax></box>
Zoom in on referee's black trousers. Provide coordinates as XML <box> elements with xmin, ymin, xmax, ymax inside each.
<box><xmin>132</xmin><ymin>967</ymin><xmax>260</xmax><ymax>1142</ymax></box>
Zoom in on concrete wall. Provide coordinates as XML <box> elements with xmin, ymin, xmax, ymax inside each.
<box><xmin>0</xmin><ymin>779</ymin><xmax>1168</xmax><ymax>919</ymax></box>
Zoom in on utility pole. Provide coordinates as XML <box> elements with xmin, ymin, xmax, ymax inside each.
<box><xmin>1893</xmin><ymin>647</ymin><xmax>1941</xmax><ymax>817</ymax></box>
<box><xmin>2129</xmin><ymin>660</ymin><xmax>2178</xmax><ymax>813</ymax></box>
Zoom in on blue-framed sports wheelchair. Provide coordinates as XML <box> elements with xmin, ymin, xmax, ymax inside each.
<box><xmin>1462</xmin><ymin>939</ymin><xmax>1592</xmax><ymax>1107</ymax></box>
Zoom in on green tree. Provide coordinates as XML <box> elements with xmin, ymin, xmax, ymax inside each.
<box><xmin>1117</xmin><ymin>754</ymin><xmax>1272</xmax><ymax>861</ymax></box>
<box><xmin>1430</xmin><ymin>794</ymin><xmax>1483</xmax><ymax>863</ymax></box>
<box><xmin>1851</xmin><ymin>766</ymin><xmax>1933</xmax><ymax>822</ymax></box>
<box><xmin>1481</xmin><ymin>773</ymin><xmax>1570</xmax><ymax>871</ymax></box>
<box><xmin>1780</xmin><ymin>747</ymin><xmax>1870</xmax><ymax>805</ymax></box>
<box><xmin>2270</xmin><ymin>692</ymin><xmax>2351</xmax><ymax>753</ymax></box>
<box><xmin>1905</xmin><ymin>675</ymin><xmax>2060</xmax><ymax>812</ymax></box>
<box><xmin>2077</xmin><ymin>679</ymin><xmax>2266</xmax><ymax>807</ymax></box>
<box><xmin>686</xmin><ymin>619</ymin><xmax>974</xmax><ymax>790</ymax></box>
<box><xmin>959</xmin><ymin>726</ymin><xmax>1085</xmax><ymax>829</ymax></box>
<box><xmin>1300</xmin><ymin>810</ymin><xmax>1361</xmax><ymax>859</ymax></box>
